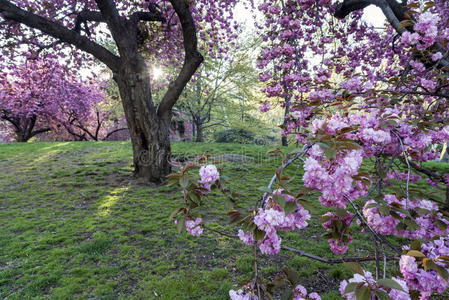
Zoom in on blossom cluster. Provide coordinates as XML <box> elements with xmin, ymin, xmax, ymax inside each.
<box><xmin>399</xmin><ymin>237</ymin><xmax>449</xmax><ymax>298</ymax></box>
<box><xmin>363</xmin><ymin>194</ymin><xmax>449</xmax><ymax>240</ymax></box>
<box><xmin>198</xmin><ymin>164</ymin><xmax>220</xmax><ymax>191</ymax></box>
<box><xmin>340</xmin><ymin>271</ymin><xmax>409</xmax><ymax>300</ymax></box>
<box><xmin>293</xmin><ymin>284</ymin><xmax>321</xmax><ymax>300</ymax></box>
<box><xmin>303</xmin><ymin>146</ymin><xmax>364</xmax><ymax>208</ymax></box>
<box><xmin>238</xmin><ymin>189</ymin><xmax>311</xmax><ymax>255</ymax></box>
<box><xmin>185</xmin><ymin>217</ymin><xmax>203</xmax><ymax>237</ymax></box>
<box><xmin>321</xmin><ymin>212</ymin><xmax>354</xmax><ymax>254</ymax></box>
<box><xmin>229</xmin><ymin>288</ymin><xmax>258</xmax><ymax>300</ymax></box>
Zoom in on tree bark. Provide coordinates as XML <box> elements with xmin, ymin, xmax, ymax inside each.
<box><xmin>281</xmin><ymin>96</ymin><xmax>291</xmax><ymax>147</ymax></box>
<box><xmin>15</xmin><ymin>130</ymin><xmax>27</xmax><ymax>142</ymax></box>
<box><xmin>195</xmin><ymin>122</ymin><xmax>204</xmax><ymax>142</ymax></box>
<box><xmin>114</xmin><ymin>56</ymin><xmax>171</xmax><ymax>183</ymax></box>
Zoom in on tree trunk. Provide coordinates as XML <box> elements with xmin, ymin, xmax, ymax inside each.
<box><xmin>195</xmin><ymin>122</ymin><xmax>203</xmax><ymax>142</ymax></box>
<box><xmin>114</xmin><ymin>57</ymin><xmax>171</xmax><ymax>183</ymax></box>
<box><xmin>15</xmin><ymin>130</ymin><xmax>28</xmax><ymax>142</ymax></box>
<box><xmin>281</xmin><ymin>96</ymin><xmax>291</xmax><ymax>147</ymax></box>
<box><xmin>440</xmin><ymin>143</ymin><xmax>449</xmax><ymax>163</ymax></box>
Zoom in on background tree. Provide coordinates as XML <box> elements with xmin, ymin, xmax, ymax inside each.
<box><xmin>0</xmin><ymin>59</ymin><xmax>103</xmax><ymax>142</ymax></box>
<box><xmin>176</xmin><ymin>48</ymin><xmax>257</xmax><ymax>142</ymax></box>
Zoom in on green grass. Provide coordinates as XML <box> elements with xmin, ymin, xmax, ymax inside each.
<box><xmin>0</xmin><ymin>141</ymin><xmax>447</xmax><ymax>299</ymax></box>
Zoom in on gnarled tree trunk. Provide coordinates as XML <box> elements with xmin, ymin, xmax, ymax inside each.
<box><xmin>114</xmin><ymin>56</ymin><xmax>172</xmax><ymax>182</ymax></box>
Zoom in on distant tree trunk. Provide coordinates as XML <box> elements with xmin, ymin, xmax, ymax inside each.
<box><xmin>440</xmin><ymin>143</ymin><xmax>449</xmax><ymax>163</ymax></box>
<box><xmin>114</xmin><ymin>57</ymin><xmax>171</xmax><ymax>183</ymax></box>
<box><xmin>281</xmin><ymin>96</ymin><xmax>291</xmax><ymax>147</ymax></box>
<box><xmin>15</xmin><ymin>131</ymin><xmax>28</xmax><ymax>142</ymax></box>
<box><xmin>195</xmin><ymin>122</ymin><xmax>204</xmax><ymax>142</ymax></box>
<box><xmin>5</xmin><ymin>115</ymin><xmax>50</xmax><ymax>142</ymax></box>
<box><xmin>191</xmin><ymin>120</ymin><xmax>196</xmax><ymax>139</ymax></box>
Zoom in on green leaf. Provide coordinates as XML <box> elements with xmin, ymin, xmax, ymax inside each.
<box><xmin>344</xmin><ymin>262</ymin><xmax>364</xmax><ymax>275</ymax></box>
<box><xmin>335</xmin><ymin>208</ymin><xmax>349</xmax><ymax>217</ymax></box>
<box><xmin>378</xmin><ymin>205</ymin><xmax>391</xmax><ymax>216</ymax></box>
<box><xmin>320</xmin><ymin>215</ymin><xmax>331</xmax><ymax>223</ymax></box>
<box><xmin>364</xmin><ymin>203</ymin><xmax>378</xmax><ymax>209</ymax></box>
<box><xmin>396</xmin><ymin>221</ymin><xmax>407</xmax><ymax>231</ymax></box>
<box><xmin>423</xmin><ymin>258</ymin><xmax>449</xmax><ymax>281</ymax></box>
<box><xmin>297</xmin><ymin>199</ymin><xmax>317</xmax><ymax>212</ymax></box>
<box><xmin>189</xmin><ymin>192</ymin><xmax>200</xmax><ymax>204</ymax></box>
<box><xmin>324</xmin><ymin>148</ymin><xmax>336</xmax><ymax>160</ymax></box>
<box><xmin>377</xmin><ymin>278</ymin><xmax>405</xmax><ymax>292</ymax></box>
<box><xmin>436</xmin><ymin>219</ymin><xmax>448</xmax><ymax>231</ymax></box>
<box><xmin>390</xmin><ymin>211</ymin><xmax>403</xmax><ymax>220</ymax></box>
<box><xmin>374</xmin><ymin>289</ymin><xmax>391</xmax><ymax>300</ymax></box>
<box><xmin>317</xmin><ymin>142</ymin><xmax>330</xmax><ymax>149</ymax></box>
<box><xmin>271</xmin><ymin>275</ymin><xmax>287</xmax><ymax>288</ymax></box>
<box><xmin>257</xmin><ymin>186</ymin><xmax>272</xmax><ymax>193</ymax></box>
<box><xmin>283</xmin><ymin>267</ymin><xmax>301</xmax><ymax>286</ymax></box>
<box><xmin>273</xmin><ymin>194</ymin><xmax>286</xmax><ymax>210</ymax></box>
<box><xmin>355</xmin><ymin>285</ymin><xmax>371</xmax><ymax>300</ymax></box>
<box><xmin>280</xmin><ymin>289</ymin><xmax>294</xmax><ymax>300</ymax></box>
<box><xmin>170</xmin><ymin>207</ymin><xmax>184</xmax><ymax>218</ymax></box>
<box><xmin>179</xmin><ymin>176</ymin><xmax>189</xmax><ymax>188</ymax></box>
<box><xmin>254</xmin><ymin>228</ymin><xmax>266</xmax><ymax>241</ymax></box>
<box><xmin>404</xmin><ymin>218</ymin><xmax>418</xmax><ymax>231</ymax></box>
<box><xmin>343</xmin><ymin>282</ymin><xmax>358</xmax><ymax>294</ymax></box>
<box><xmin>224</xmin><ymin>197</ymin><xmax>235</xmax><ymax>211</ymax></box>
<box><xmin>284</xmin><ymin>201</ymin><xmax>297</xmax><ymax>215</ymax></box>
<box><xmin>406</xmin><ymin>250</ymin><xmax>425</xmax><ymax>258</ymax></box>
<box><xmin>176</xmin><ymin>217</ymin><xmax>186</xmax><ymax>234</ymax></box>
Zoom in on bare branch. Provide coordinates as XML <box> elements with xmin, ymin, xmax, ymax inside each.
<box><xmin>74</xmin><ymin>10</ymin><xmax>104</xmax><ymax>34</ymax></box>
<box><xmin>130</xmin><ymin>11</ymin><xmax>166</xmax><ymax>25</ymax></box>
<box><xmin>258</xmin><ymin>145</ymin><xmax>311</xmax><ymax>208</ymax></box>
<box><xmin>345</xmin><ymin>195</ymin><xmax>402</xmax><ymax>254</ymax></box>
<box><xmin>392</xmin><ymin>131</ymin><xmax>410</xmax><ymax>209</ymax></box>
<box><xmin>103</xmin><ymin>128</ymin><xmax>128</xmax><ymax>141</ymax></box>
<box><xmin>157</xmin><ymin>0</ymin><xmax>204</xmax><ymax>117</ymax></box>
<box><xmin>282</xmin><ymin>245</ymin><xmax>399</xmax><ymax>264</ymax></box>
<box><xmin>93</xmin><ymin>0</ymin><xmax>135</xmax><ymax>56</ymax></box>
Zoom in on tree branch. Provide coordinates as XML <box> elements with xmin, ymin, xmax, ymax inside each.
<box><xmin>130</xmin><ymin>11</ymin><xmax>166</xmax><ymax>25</ymax></box>
<box><xmin>157</xmin><ymin>0</ymin><xmax>204</xmax><ymax>117</ymax></box>
<box><xmin>334</xmin><ymin>0</ymin><xmax>449</xmax><ymax>68</ymax></box>
<box><xmin>281</xmin><ymin>245</ymin><xmax>399</xmax><ymax>264</ymax></box>
<box><xmin>29</xmin><ymin>127</ymin><xmax>51</xmax><ymax>138</ymax></box>
<box><xmin>0</xmin><ymin>0</ymin><xmax>120</xmax><ymax>72</ymax></box>
<box><xmin>74</xmin><ymin>10</ymin><xmax>104</xmax><ymax>34</ymax></box>
<box><xmin>93</xmin><ymin>0</ymin><xmax>131</xmax><ymax>54</ymax></box>
<box><xmin>102</xmin><ymin>127</ymin><xmax>128</xmax><ymax>141</ymax></box>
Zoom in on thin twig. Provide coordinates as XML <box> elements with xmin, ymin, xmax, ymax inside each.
<box><xmin>381</xmin><ymin>243</ymin><xmax>387</xmax><ymax>279</ymax></box>
<box><xmin>202</xmin><ymin>224</ymin><xmax>238</xmax><ymax>239</ymax></box>
<box><xmin>344</xmin><ymin>195</ymin><xmax>402</xmax><ymax>254</ymax></box>
<box><xmin>374</xmin><ymin>240</ymin><xmax>380</xmax><ymax>280</ymax></box>
<box><xmin>281</xmin><ymin>245</ymin><xmax>399</xmax><ymax>264</ymax></box>
<box><xmin>392</xmin><ymin>131</ymin><xmax>410</xmax><ymax>210</ymax></box>
<box><xmin>258</xmin><ymin>145</ymin><xmax>312</xmax><ymax>209</ymax></box>
<box><xmin>253</xmin><ymin>244</ymin><xmax>261</xmax><ymax>299</ymax></box>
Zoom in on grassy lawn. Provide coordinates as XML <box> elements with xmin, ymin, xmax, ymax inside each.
<box><xmin>0</xmin><ymin>141</ymin><xmax>447</xmax><ymax>299</ymax></box>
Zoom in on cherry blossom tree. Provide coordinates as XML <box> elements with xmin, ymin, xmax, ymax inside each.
<box><xmin>0</xmin><ymin>0</ymin><xmax>240</xmax><ymax>182</ymax></box>
<box><xmin>0</xmin><ymin>59</ymin><xmax>103</xmax><ymax>142</ymax></box>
